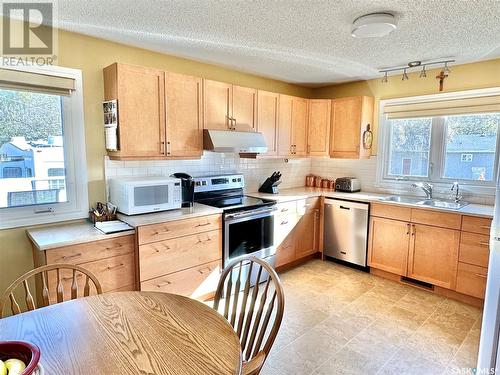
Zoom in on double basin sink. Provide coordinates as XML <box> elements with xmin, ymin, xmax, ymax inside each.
<box><xmin>380</xmin><ymin>195</ymin><xmax>469</xmax><ymax>210</ymax></box>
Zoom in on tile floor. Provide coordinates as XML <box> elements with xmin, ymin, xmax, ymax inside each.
<box><xmin>262</xmin><ymin>259</ymin><xmax>482</xmax><ymax>375</ymax></box>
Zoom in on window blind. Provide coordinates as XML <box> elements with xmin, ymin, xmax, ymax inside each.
<box><xmin>384</xmin><ymin>93</ymin><xmax>500</xmax><ymax>119</ymax></box>
<box><xmin>0</xmin><ymin>68</ymin><xmax>75</xmax><ymax>96</ymax></box>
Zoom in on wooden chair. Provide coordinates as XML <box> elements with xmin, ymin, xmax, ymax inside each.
<box><xmin>0</xmin><ymin>263</ymin><xmax>103</xmax><ymax>318</ymax></box>
<box><xmin>214</xmin><ymin>256</ymin><xmax>285</xmax><ymax>375</ymax></box>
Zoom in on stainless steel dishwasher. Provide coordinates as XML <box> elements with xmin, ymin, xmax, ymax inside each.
<box><xmin>323</xmin><ymin>198</ymin><xmax>369</xmax><ymax>267</ymax></box>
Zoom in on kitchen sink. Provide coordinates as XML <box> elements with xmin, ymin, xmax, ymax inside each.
<box><xmin>417</xmin><ymin>199</ymin><xmax>470</xmax><ymax>209</ymax></box>
<box><xmin>380</xmin><ymin>195</ymin><xmax>469</xmax><ymax>210</ymax></box>
<box><xmin>380</xmin><ymin>195</ymin><xmax>424</xmax><ymax>204</ymax></box>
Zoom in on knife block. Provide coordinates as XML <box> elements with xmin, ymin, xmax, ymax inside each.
<box><xmin>258</xmin><ymin>177</ymin><xmax>280</xmax><ymax>194</ymax></box>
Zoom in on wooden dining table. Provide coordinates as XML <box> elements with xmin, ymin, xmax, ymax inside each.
<box><xmin>0</xmin><ymin>291</ymin><xmax>243</xmax><ymax>375</ymax></box>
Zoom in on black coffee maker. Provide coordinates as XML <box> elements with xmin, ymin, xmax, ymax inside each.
<box><xmin>171</xmin><ymin>172</ymin><xmax>195</xmax><ymax>208</ymax></box>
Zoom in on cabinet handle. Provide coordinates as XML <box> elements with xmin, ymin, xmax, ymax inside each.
<box><xmin>166</xmin><ymin>141</ymin><xmax>171</xmax><ymax>155</ymax></box>
<box><xmin>474</xmin><ymin>273</ymin><xmax>487</xmax><ymax>279</ymax></box>
<box><xmin>107</xmin><ymin>263</ymin><xmax>125</xmax><ymax>271</ymax></box>
<box><xmin>63</xmin><ymin>253</ymin><xmax>83</xmax><ymax>260</ymax></box>
<box><xmin>411</xmin><ymin>225</ymin><xmax>416</xmax><ymax>236</ymax></box>
<box><xmin>160</xmin><ymin>141</ymin><xmax>165</xmax><ymax>155</ymax></box>
<box><xmin>281</xmin><ymin>220</ymin><xmax>289</xmax><ymax>225</ymax></box>
<box><xmin>480</xmin><ymin>225</ymin><xmax>491</xmax><ymax>230</ymax></box>
<box><xmin>196</xmin><ymin>222</ymin><xmax>211</xmax><ymax>227</ymax></box>
<box><xmin>406</xmin><ymin>224</ymin><xmax>410</xmax><ymax>235</ymax></box>
<box><xmin>158</xmin><ymin>280</ymin><xmax>172</xmax><ymax>287</ymax></box>
<box><xmin>479</xmin><ymin>241</ymin><xmax>490</xmax><ymax>247</ymax></box>
<box><xmin>307</xmin><ymin>145</ymin><xmax>311</xmax><ymax>153</ymax></box>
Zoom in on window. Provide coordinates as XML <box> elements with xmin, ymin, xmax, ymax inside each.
<box><xmin>0</xmin><ymin>66</ymin><xmax>87</xmax><ymax>229</ymax></box>
<box><xmin>382</xmin><ymin>113</ymin><xmax>500</xmax><ymax>185</ymax></box>
<box><xmin>379</xmin><ymin>89</ymin><xmax>500</xmax><ymax>192</ymax></box>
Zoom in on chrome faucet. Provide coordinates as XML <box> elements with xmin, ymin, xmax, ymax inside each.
<box><xmin>411</xmin><ymin>182</ymin><xmax>433</xmax><ymax>199</ymax></box>
<box><xmin>451</xmin><ymin>182</ymin><xmax>462</xmax><ymax>203</ymax></box>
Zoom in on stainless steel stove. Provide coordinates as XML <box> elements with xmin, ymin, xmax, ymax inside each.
<box><xmin>194</xmin><ymin>174</ymin><xmax>277</xmax><ymax>274</ymax></box>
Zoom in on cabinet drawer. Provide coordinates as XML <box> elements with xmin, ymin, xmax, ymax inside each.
<box><xmin>297</xmin><ymin>197</ymin><xmax>320</xmax><ymax>214</ymax></box>
<box><xmin>459</xmin><ymin>232</ymin><xmax>490</xmax><ymax>268</ymax></box>
<box><xmin>411</xmin><ymin>208</ymin><xmax>461</xmax><ymax>230</ymax></box>
<box><xmin>45</xmin><ymin>235</ymin><xmax>134</xmax><ymax>265</ymax></box>
<box><xmin>370</xmin><ymin>203</ymin><xmax>411</xmax><ymax>221</ymax></box>
<box><xmin>138</xmin><ymin>214</ymin><xmax>221</xmax><ymax>244</ymax></box>
<box><xmin>47</xmin><ymin>252</ymin><xmax>135</xmax><ymax>302</ymax></box>
<box><xmin>461</xmin><ymin>216</ymin><xmax>492</xmax><ymax>235</ymax></box>
<box><xmin>141</xmin><ymin>260</ymin><xmax>221</xmax><ymax>300</ymax></box>
<box><xmin>139</xmin><ymin>229</ymin><xmax>221</xmax><ymax>281</ymax></box>
<box><xmin>274</xmin><ymin>212</ymin><xmax>298</xmax><ymax>245</ymax></box>
<box><xmin>455</xmin><ymin>262</ymin><xmax>488</xmax><ymax>299</ymax></box>
<box><xmin>276</xmin><ymin>201</ymin><xmax>297</xmax><ymax>215</ymax></box>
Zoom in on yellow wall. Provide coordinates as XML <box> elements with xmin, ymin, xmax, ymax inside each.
<box><xmin>0</xmin><ymin>29</ymin><xmax>312</xmax><ymax>306</ymax></box>
<box><xmin>314</xmin><ymin>58</ymin><xmax>500</xmax><ymax>154</ymax></box>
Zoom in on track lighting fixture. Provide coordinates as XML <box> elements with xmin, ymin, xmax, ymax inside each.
<box><xmin>381</xmin><ymin>71</ymin><xmax>388</xmax><ymax>83</ymax></box>
<box><xmin>420</xmin><ymin>66</ymin><xmax>427</xmax><ymax>78</ymax></box>
<box><xmin>379</xmin><ymin>59</ymin><xmax>454</xmax><ymax>85</ymax></box>
<box><xmin>402</xmin><ymin>69</ymin><xmax>409</xmax><ymax>80</ymax></box>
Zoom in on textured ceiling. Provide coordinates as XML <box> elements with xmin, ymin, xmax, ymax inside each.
<box><xmin>53</xmin><ymin>0</ymin><xmax>500</xmax><ymax>86</ymax></box>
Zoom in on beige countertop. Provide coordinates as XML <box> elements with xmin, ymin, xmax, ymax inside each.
<box><xmin>27</xmin><ymin>221</ymin><xmax>136</xmax><ymax>251</ymax></box>
<box><xmin>117</xmin><ymin>203</ymin><xmax>223</xmax><ymax>227</ymax></box>
<box><xmin>248</xmin><ymin>187</ymin><xmax>494</xmax><ymax>218</ymax></box>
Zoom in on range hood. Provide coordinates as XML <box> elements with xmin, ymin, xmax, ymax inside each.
<box><xmin>203</xmin><ymin>129</ymin><xmax>268</xmax><ymax>154</ymax></box>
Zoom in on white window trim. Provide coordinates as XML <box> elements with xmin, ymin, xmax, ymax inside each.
<box><xmin>0</xmin><ymin>65</ymin><xmax>88</xmax><ymax>229</ymax></box>
<box><xmin>376</xmin><ymin>87</ymin><xmax>500</xmax><ymax>198</ymax></box>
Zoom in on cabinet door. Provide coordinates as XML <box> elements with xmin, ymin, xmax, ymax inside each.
<box><xmin>307</xmin><ymin>99</ymin><xmax>331</xmax><ymax>156</ymax></box>
<box><xmin>295</xmin><ymin>208</ymin><xmax>320</xmax><ymax>259</ymax></box>
<box><xmin>165</xmin><ymin>72</ymin><xmax>203</xmax><ymax>157</ymax></box>
<box><xmin>112</xmin><ymin>64</ymin><xmax>166</xmax><ymax>158</ymax></box>
<box><xmin>257</xmin><ymin>91</ymin><xmax>279</xmax><ymax>156</ymax></box>
<box><xmin>277</xmin><ymin>95</ymin><xmax>293</xmax><ymax>157</ymax></box>
<box><xmin>276</xmin><ymin>230</ymin><xmax>296</xmax><ymax>267</ymax></box>
<box><xmin>330</xmin><ymin>96</ymin><xmax>373</xmax><ymax>159</ymax></box>
<box><xmin>291</xmin><ymin>97</ymin><xmax>309</xmax><ymax>156</ymax></box>
<box><xmin>368</xmin><ymin>217</ymin><xmax>410</xmax><ymax>276</ymax></box>
<box><xmin>408</xmin><ymin>224</ymin><xmax>460</xmax><ymax>289</ymax></box>
<box><xmin>232</xmin><ymin>85</ymin><xmax>257</xmax><ymax>131</ymax></box>
<box><xmin>203</xmin><ymin>79</ymin><xmax>231</xmax><ymax>130</ymax></box>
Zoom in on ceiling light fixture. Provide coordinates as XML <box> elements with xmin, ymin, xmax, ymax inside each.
<box><xmin>351</xmin><ymin>13</ymin><xmax>397</xmax><ymax>38</ymax></box>
<box><xmin>379</xmin><ymin>59</ymin><xmax>454</xmax><ymax>84</ymax></box>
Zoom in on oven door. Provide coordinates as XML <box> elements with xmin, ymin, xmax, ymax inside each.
<box><xmin>224</xmin><ymin>206</ymin><xmax>276</xmax><ymax>265</ymax></box>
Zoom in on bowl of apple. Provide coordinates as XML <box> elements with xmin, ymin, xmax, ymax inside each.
<box><xmin>0</xmin><ymin>341</ymin><xmax>40</xmax><ymax>375</ymax></box>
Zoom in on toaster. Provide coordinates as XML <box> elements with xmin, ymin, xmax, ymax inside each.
<box><xmin>335</xmin><ymin>177</ymin><xmax>361</xmax><ymax>192</ymax></box>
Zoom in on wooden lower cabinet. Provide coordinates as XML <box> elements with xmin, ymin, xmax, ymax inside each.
<box><xmin>368</xmin><ymin>217</ymin><xmax>409</xmax><ymax>276</ymax></box>
<box><xmin>32</xmin><ymin>234</ymin><xmax>137</xmax><ymax>303</ymax></box>
<box><xmin>368</xmin><ymin>205</ymin><xmax>490</xmax><ymax>301</ymax></box>
<box><xmin>275</xmin><ymin>198</ymin><xmax>320</xmax><ymax>267</ymax></box>
<box><xmin>138</xmin><ymin>214</ymin><xmax>223</xmax><ymax>300</ymax></box>
<box><xmin>408</xmin><ymin>224</ymin><xmax>460</xmax><ymax>289</ymax></box>
<box><xmin>455</xmin><ymin>262</ymin><xmax>488</xmax><ymax>299</ymax></box>
<box><xmin>141</xmin><ymin>260</ymin><xmax>221</xmax><ymax>300</ymax></box>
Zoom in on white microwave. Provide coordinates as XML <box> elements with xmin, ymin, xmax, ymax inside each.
<box><xmin>108</xmin><ymin>176</ymin><xmax>182</xmax><ymax>215</ymax></box>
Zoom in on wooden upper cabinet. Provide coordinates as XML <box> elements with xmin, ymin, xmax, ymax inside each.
<box><xmin>330</xmin><ymin>96</ymin><xmax>374</xmax><ymax>159</ymax></box>
<box><xmin>307</xmin><ymin>99</ymin><xmax>331</xmax><ymax>156</ymax></box>
<box><xmin>368</xmin><ymin>216</ymin><xmax>409</xmax><ymax>276</ymax></box>
<box><xmin>291</xmin><ymin>97</ymin><xmax>309</xmax><ymax>156</ymax></box>
<box><xmin>232</xmin><ymin>85</ymin><xmax>257</xmax><ymax>132</ymax></box>
<box><xmin>203</xmin><ymin>79</ymin><xmax>232</xmax><ymax>130</ymax></box>
<box><xmin>103</xmin><ymin>63</ymin><xmax>166</xmax><ymax>159</ymax></box>
<box><xmin>277</xmin><ymin>95</ymin><xmax>293</xmax><ymax>157</ymax></box>
<box><xmin>165</xmin><ymin>72</ymin><xmax>203</xmax><ymax>158</ymax></box>
<box><xmin>257</xmin><ymin>91</ymin><xmax>279</xmax><ymax>156</ymax></box>
<box><xmin>408</xmin><ymin>223</ymin><xmax>460</xmax><ymax>289</ymax></box>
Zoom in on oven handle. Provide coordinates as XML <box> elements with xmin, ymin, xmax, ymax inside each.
<box><xmin>225</xmin><ymin>206</ymin><xmax>277</xmax><ymax>221</ymax></box>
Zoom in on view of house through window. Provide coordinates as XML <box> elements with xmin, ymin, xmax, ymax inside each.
<box><xmin>384</xmin><ymin>113</ymin><xmax>500</xmax><ymax>184</ymax></box>
<box><xmin>0</xmin><ymin>88</ymin><xmax>67</xmax><ymax>209</ymax></box>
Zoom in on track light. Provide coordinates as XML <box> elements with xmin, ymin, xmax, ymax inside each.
<box><xmin>420</xmin><ymin>66</ymin><xmax>427</xmax><ymax>78</ymax></box>
<box><xmin>443</xmin><ymin>62</ymin><xmax>450</xmax><ymax>75</ymax></box>
<box><xmin>402</xmin><ymin>69</ymin><xmax>409</xmax><ymax>81</ymax></box>
<box><xmin>381</xmin><ymin>72</ymin><xmax>388</xmax><ymax>83</ymax></box>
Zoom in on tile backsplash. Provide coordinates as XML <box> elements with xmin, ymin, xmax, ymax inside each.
<box><xmin>105</xmin><ymin>152</ymin><xmax>311</xmax><ymax>193</ymax></box>
<box><xmin>105</xmin><ymin>154</ymin><xmax>494</xmax><ymax>205</ymax></box>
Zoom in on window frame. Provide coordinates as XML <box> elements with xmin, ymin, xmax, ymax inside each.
<box><xmin>0</xmin><ymin>65</ymin><xmax>88</xmax><ymax>229</ymax></box>
<box><xmin>377</xmin><ymin>88</ymin><xmax>500</xmax><ymax>197</ymax></box>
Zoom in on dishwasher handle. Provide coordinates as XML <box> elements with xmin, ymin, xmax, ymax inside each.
<box><xmin>339</xmin><ymin>205</ymin><xmax>350</xmax><ymax>210</ymax></box>
<box><xmin>324</xmin><ymin>198</ymin><xmax>369</xmax><ymax>211</ymax></box>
